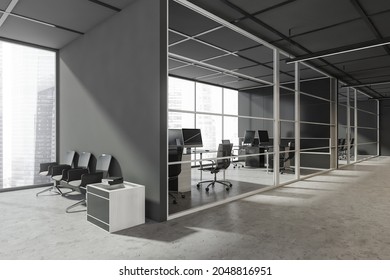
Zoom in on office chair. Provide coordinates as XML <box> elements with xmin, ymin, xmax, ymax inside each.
<box><xmin>222</xmin><ymin>139</ymin><xmax>244</xmax><ymax>168</ymax></box>
<box><xmin>168</xmin><ymin>145</ymin><xmax>185</xmax><ymax>204</ymax></box>
<box><xmin>64</xmin><ymin>154</ymin><xmax>112</xmax><ymax>213</ymax></box>
<box><xmin>338</xmin><ymin>138</ymin><xmax>346</xmax><ymax>160</ymax></box>
<box><xmin>280</xmin><ymin>141</ymin><xmax>295</xmax><ymax>174</ymax></box>
<box><xmin>36</xmin><ymin>150</ymin><xmax>75</xmax><ymax>196</ymax></box>
<box><xmin>197</xmin><ymin>143</ymin><xmax>233</xmax><ymax>192</ymax></box>
<box><xmin>54</xmin><ymin>152</ymin><xmax>92</xmax><ymax>192</ymax></box>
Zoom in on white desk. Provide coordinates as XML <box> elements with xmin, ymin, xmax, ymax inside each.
<box><xmin>86</xmin><ymin>181</ymin><xmax>145</xmax><ymax>233</ymax></box>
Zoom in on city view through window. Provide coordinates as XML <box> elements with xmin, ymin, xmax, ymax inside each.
<box><xmin>0</xmin><ymin>41</ymin><xmax>56</xmax><ymax>189</ymax></box>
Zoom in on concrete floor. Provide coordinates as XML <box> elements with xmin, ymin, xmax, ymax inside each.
<box><xmin>1</xmin><ymin>156</ymin><xmax>390</xmax><ymax>259</ymax></box>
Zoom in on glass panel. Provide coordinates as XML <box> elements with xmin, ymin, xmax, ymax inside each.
<box><xmin>196</xmin><ymin>82</ymin><xmax>222</xmax><ymax>113</ymax></box>
<box><xmin>168</xmin><ymin>111</ymin><xmax>194</xmax><ymax>129</ymax></box>
<box><xmin>196</xmin><ymin>114</ymin><xmax>222</xmax><ymax>150</ymax></box>
<box><xmin>223</xmin><ymin>116</ymin><xmax>238</xmax><ymax>146</ymax></box>
<box><xmin>0</xmin><ymin>41</ymin><xmax>56</xmax><ymax>189</ymax></box>
<box><xmin>223</xmin><ymin>88</ymin><xmax>238</xmax><ymax>115</ymax></box>
<box><xmin>168</xmin><ymin>77</ymin><xmax>195</xmax><ymax>111</ymax></box>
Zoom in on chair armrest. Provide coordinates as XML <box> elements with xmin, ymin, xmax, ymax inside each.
<box><xmin>198</xmin><ymin>159</ymin><xmax>215</xmax><ymax>170</ymax></box>
<box><xmin>80</xmin><ymin>172</ymin><xmax>104</xmax><ymax>187</ymax></box>
<box><xmin>66</xmin><ymin>168</ymin><xmax>89</xmax><ymax>182</ymax></box>
<box><xmin>39</xmin><ymin>162</ymin><xmax>57</xmax><ymax>173</ymax></box>
<box><xmin>51</xmin><ymin>164</ymin><xmax>71</xmax><ymax>177</ymax></box>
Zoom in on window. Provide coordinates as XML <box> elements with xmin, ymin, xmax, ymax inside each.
<box><xmin>168</xmin><ymin>77</ymin><xmax>238</xmax><ymax>151</ymax></box>
<box><xmin>0</xmin><ymin>41</ymin><xmax>56</xmax><ymax>189</ymax></box>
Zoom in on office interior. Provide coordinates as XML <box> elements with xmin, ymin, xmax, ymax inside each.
<box><xmin>0</xmin><ymin>0</ymin><xmax>387</xmax><ymax>226</ymax></box>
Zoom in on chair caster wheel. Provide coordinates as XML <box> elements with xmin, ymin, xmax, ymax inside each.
<box><xmin>205</xmin><ymin>188</ymin><xmax>209</xmax><ymax>192</ymax></box>
<box><xmin>196</xmin><ymin>184</ymin><xmax>200</xmax><ymax>188</ymax></box>
<box><xmin>226</xmin><ymin>187</ymin><xmax>230</xmax><ymax>191</ymax></box>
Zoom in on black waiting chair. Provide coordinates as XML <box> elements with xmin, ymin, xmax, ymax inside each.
<box><xmin>197</xmin><ymin>143</ymin><xmax>233</xmax><ymax>192</ymax></box>
<box><xmin>222</xmin><ymin>139</ymin><xmax>244</xmax><ymax>168</ymax></box>
<box><xmin>168</xmin><ymin>145</ymin><xmax>185</xmax><ymax>204</ymax></box>
<box><xmin>36</xmin><ymin>150</ymin><xmax>75</xmax><ymax>196</ymax></box>
<box><xmin>64</xmin><ymin>154</ymin><xmax>112</xmax><ymax>213</ymax></box>
<box><xmin>53</xmin><ymin>152</ymin><xmax>92</xmax><ymax>193</ymax></box>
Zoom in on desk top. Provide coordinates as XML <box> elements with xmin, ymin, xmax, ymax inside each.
<box><xmin>89</xmin><ymin>181</ymin><xmax>145</xmax><ymax>192</ymax></box>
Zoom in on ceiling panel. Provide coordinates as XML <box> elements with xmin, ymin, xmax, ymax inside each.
<box><xmin>323</xmin><ymin>47</ymin><xmax>388</xmax><ymax>65</ymax></box>
<box><xmin>236</xmin><ymin>64</ymin><xmax>273</xmax><ymax>77</ymax></box>
<box><xmin>0</xmin><ymin>0</ymin><xmax>11</xmax><ymax>10</ymax></box>
<box><xmin>371</xmin><ymin>12</ymin><xmax>390</xmax><ymax>37</ymax></box>
<box><xmin>0</xmin><ymin>15</ymin><xmax>79</xmax><ymax>49</ymax></box>
<box><xmin>169</xmin><ymin>39</ymin><xmax>225</xmax><ymax>61</ymax></box>
<box><xmin>199</xmin><ymin>74</ymin><xmax>239</xmax><ymax>84</ymax></box>
<box><xmin>225</xmin><ymin>79</ymin><xmax>265</xmax><ymax>90</ymax></box>
<box><xmin>12</xmin><ymin>0</ymin><xmax>116</xmax><ymax>33</ymax></box>
<box><xmin>98</xmin><ymin>0</ymin><xmax>135</xmax><ymax>9</ymax></box>
<box><xmin>169</xmin><ymin>64</ymin><xmax>219</xmax><ymax>79</ymax></box>
<box><xmin>204</xmin><ymin>54</ymin><xmax>256</xmax><ymax>70</ymax></box>
<box><xmin>197</xmin><ymin>27</ymin><xmax>259</xmax><ymax>52</ymax></box>
<box><xmin>358</xmin><ymin>0</ymin><xmax>390</xmax><ymax>14</ymax></box>
<box><xmin>238</xmin><ymin>45</ymin><xmax>273</xmax><ymax>64</ymax></box>
<box><xmin>290</xmin><ymin>20</ymin><xmax>376</xmax><ymax>53</ymax></box>
<box><xmin>188</xmin><ymin>0</ymin><xmax>242</xmax><ymax>22</ymax></box>
<box><xmin>169</xmin><ymin>31</ymin><xmax>186</xmax><ymax>45</ymax></box>
<box><xmin>236</xmin><ymin>18</ymin><xmax>282</xmax><ymax>42</ymax></box>
<box><xmin>169</xmin><ymin>58</ymin><xmax>189</xmax><ymax>70</ymax></box>
<box><xmin>228</xmin><ymin>0</ymin><xmax>287</xmax><ymax>14</ymax></box>
<box><xmin>169</xmin><ymin>0</ymin><xmax>220</xmax><ymax>36</ymax></box>
<box><xmin>256</xmin><ymin>0</ymin><xmax>359</xmax><ymax>37</ymax></box>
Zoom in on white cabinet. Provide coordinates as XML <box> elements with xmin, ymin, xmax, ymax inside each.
<box><xmin>86</xmin><ymin>181</ymin><xmax>145</xmax><ymax>233</ymax></box>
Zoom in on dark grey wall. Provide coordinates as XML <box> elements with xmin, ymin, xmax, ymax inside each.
<box><xmin>59</xmin><ymin>0</ymin><xmax>168</xmax><ymax>221</ymax></box>
<box><xmin>380</xmin><ymin>100</ymin><xmax>390</xmax><ymax>156</ymax></box>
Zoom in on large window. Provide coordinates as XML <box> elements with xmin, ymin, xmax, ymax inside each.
<box><xmin>0</xmin><ymin>41</ymin><xmax>56</xmax><ymax>189</ymax></box>
<box><xmin>168</xmin><ymin>77</ymin><xmax>238</xmax><ymax>150</ymax></box>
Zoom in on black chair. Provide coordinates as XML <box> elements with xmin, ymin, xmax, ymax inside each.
<box><xmin>64</xmin><ymin>154</ymin><xmax>112</xmax><ymax>213</ymax></box>
<box><xmin>338</xmin><ymin>138</ymin><xmax>346</xmax><ymax>160</ymax></box>
<box><xmin>168</xmin><ymin>145</ymin><xmax>184</xmax><ymax>204</ymax></box>
<box><xmin>36</xmin><ymin>150</ymin><xmax>75</xmax><ymax>196</ymax></box>
<box><xmin>52</xmin><ymin>152</ymin><xmax>92</xmax><ymax>193</ymax></box>
<box><xmin>280</xmin><ymin>141</ymin><xmax>295</xmax><ymax>174</ymax></box>
<box><xmin>197</xmin><ymin>143</ymin><xmax>233</xmax><ymax>192</ymax></box>
<box><xmin>223</xmin><ymin>139</ymin><xmax>244</xmax><ymax>168</ymax></box>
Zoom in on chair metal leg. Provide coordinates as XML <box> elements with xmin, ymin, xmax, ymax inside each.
<box><xmin>36</xmin><ymin>186</ymin><xmax>55</xmax><ymax>196</ymax></box>
<box><xmin>66</xmin><ymin>199</ymin><xmax>86</xmax><ymax>213</ymax></box>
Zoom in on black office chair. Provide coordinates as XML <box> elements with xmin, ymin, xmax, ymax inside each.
<box><xmin>338</xmin><ymin>138</ymin><xmax>346</xmax><ymax>160</ymax></box>
<box><xmin>197</xmin><ymin>143</ymin><xmax>233</xmax><ymax>192</ymax></box>
<box><xmin>64</xmin><ymin>154</ymin><xmax>112</xmax><ymax>213</ymax></box>
<box><xmin>54</xmin><ymin>152</ymin><xmax>92</xmax><ymax>192</ymax></box>
<box><xmin>280</xmin><ymin>141</ymin><xmax>295</xmax><ymax>174</ymax></box>
<box><xmin>36</xmin><ymin>150</ymin><xmax>75</xmax><ymax>196</ymax></box>
<box><xmin>222</xmin><ymin>139</ymin><xmax>244</xmax><ymax>168</ymax></box>
<box><xmin>168</xmin><ymin>145</ymin><xmax>184</xmax><ymax>204</ymax></box>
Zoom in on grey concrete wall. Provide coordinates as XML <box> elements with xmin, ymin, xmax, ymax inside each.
<box><xmin>59</xmin><ymin>0</ymin><xmax>168</xmax><ymax>221</ymax></box>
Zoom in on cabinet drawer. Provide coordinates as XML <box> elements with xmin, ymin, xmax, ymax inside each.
<box><xmin>87</xmin><ymin>193</ymin><xmax>109</xmax><ymax>224</ymax></box>
<box><xmin>87</xmin><ymin>186</ymin><xmax>109</xmax><ymax>199</ymax></box>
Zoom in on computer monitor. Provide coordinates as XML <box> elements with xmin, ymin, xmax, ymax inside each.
<box><xmin>258</xmin><ymin>130</ymin><xmax>270</xmax><ymax>144</ymax></box>
<box><xmin>243</xmin><ymin>130</ymin><xmax>255</xmax><ymax>145</ymax></box>
<box><xmin>168</xmin><ymin>129</ymin><xmax>183</xmax><ymax>147</ymax></box>
<box><xmin>182</xmin><ymin>128</ymin><xmax>203</xmax><ymax>148</ymax></box>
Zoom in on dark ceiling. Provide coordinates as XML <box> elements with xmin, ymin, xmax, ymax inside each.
<box><xmin>1</xmin><ymin>0</ymin><xmax>389</xmax><ymax>97</ymax></box>
<box><xmin>169</xmin><ymin>0</ymin><xmax>390</xmax><ymax>97</ymax></box>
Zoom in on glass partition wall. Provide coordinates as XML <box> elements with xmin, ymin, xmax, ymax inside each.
<box><xmin>167</xmin><ymin>0</ymin><xmax>378</xmax><ymax>217</ymax></box>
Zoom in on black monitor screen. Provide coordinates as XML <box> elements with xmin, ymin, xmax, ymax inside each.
<box><xmin>168</xmin><ymin>129</ymin><xmax>184</xmax><ymax>146</ymax></box>
<box><xmin>182</xmin><ymin>128</ymin><xmax>203</xmax><ymax>148</ymax></box>
<box><xmin>258</xmin><ymin>130</ymin><xmax>270</xmax><ymax>143</ymax></box>
<box><xmin>243</xmin><ymin>130</ymin><xmax>255</xmax><ymax>144</ymax></box>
